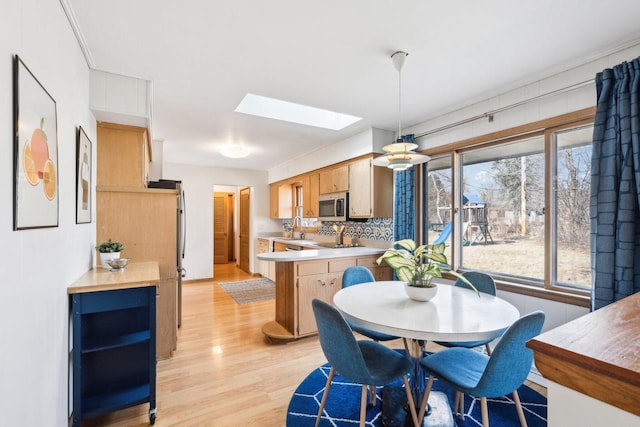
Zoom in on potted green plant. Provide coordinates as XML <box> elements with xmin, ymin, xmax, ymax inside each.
<box><xmin>376</xmin><ymin>238</ymin><xmax>479</xmax><ymax>301</ymax></box>
<box><xmin>96</xmin><ymin>239</ymin><xmax>125</xmax><ymax>269</ymax></box>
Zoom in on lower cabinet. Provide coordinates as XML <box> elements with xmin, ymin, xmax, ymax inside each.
<box><xmin>357</xmin><ymin>256</ymin><xmax>393</xmax><ymax>281</ymax></box>
<box><xmin>271</xmin><ymin>255</ymin><xmax>390</xmax><ymax>338</ymax></box>
<box><xmin>71</xmin><ymin>286</ymin><xmax>157</xmax><ymax>426</ymax></box>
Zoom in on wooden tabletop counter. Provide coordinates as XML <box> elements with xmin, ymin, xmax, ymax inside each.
<box><xmin>527</xmin><ymin>291</ymin><xmax>640</xmax><ymax>416</ymax></box>
<box><xmin>68</xmin><ymin>261</ymin><xmax>160</xmax><ymax>294</ymax></box>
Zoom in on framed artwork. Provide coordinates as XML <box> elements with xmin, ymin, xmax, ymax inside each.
<box><xmin>76</xmin><ymin>126</ymin><xmax>92</xmax><ymax>224</ymax></box>
<box><xmin>13</xmin><ymin>55</ymin><xmax>59</xmax><ymax>230</ymax></box>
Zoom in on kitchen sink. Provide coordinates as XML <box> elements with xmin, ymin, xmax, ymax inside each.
<box><xmin>315</xmin><ymin>242</ymin><xmax>362</xmax><ymax>249</ymax></box>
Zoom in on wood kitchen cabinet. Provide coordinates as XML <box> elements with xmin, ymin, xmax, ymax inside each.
<box><xmin>97</xmin><ymin>188</ymin><xmax>178</xmax><ymax>360</ymax></box>
<box><xmin>302</xmin><ymin>173</ymin><xmax>319</xmax><ymax>217</ymax></box>
<box><xmin>348</xmin><ymin>157</ymin><xmax>393</xmax><ymax>218</ymax></box>
<box><xmin>97</xmin><ymin>122</ymin><xmax>150</xmax><ymax>188</ymax></box>
<box><xmin>357</xmin><ymin>256</ymin><xmax>393</xmax><ymax>281</ymax></box>
<box><xmin>96</xmin><ymin>122</ymin><xmax>178</xmax><ymax>360</ymax></box>
<box><xmin>319</xmin><ymin>165</ymin><xmax>349</xmax><ymax>194</ymax></box>
<box><xmin>269</xmin><ymin>182</ymin><xmax>293</xmax><ymax>219</ymax></box>
<box><xmin>263</xmin><ymin>255</ymin><xmax>390</xmax><ymax>339</ymax></box>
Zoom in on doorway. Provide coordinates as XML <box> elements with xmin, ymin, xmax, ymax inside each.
<box><xmin>213</xmin><ymin>192</ymin><xmax>235</xmax><ymax>264</ymax></box>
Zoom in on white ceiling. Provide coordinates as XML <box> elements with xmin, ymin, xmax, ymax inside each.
<box><xmin>67</xmin><ymin>0</ymin><xmax>640</xmax><ymax>171</ymax></box>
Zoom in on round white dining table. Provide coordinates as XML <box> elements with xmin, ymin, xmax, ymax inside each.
<box><xmin>334</xmin><ymin>280</ymin><xmax>521</xmax><ymax>425</ymax></box>
<box><xmin>333</xmin><ymin>280</ymin><xmax>520</xmax><ymax>343</ymax></box>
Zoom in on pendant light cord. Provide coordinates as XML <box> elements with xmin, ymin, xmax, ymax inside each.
<box><xmin>398</xmin><ymin>63</ymin><xmax>402</xmax><ymax>141</ymax></box>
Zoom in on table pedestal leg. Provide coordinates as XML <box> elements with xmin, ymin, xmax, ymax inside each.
<box><xmin>381</xmin><ymin>341</ymin><xmax>454</xmax><ymax>427</ymax></box>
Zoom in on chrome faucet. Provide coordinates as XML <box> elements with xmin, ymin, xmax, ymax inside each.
<box><xmin>292</xmin><ymin>215</ymin><xmax>304</xmax><ymax>239</ymax></box>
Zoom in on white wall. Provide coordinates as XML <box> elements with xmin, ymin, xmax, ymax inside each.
<box><xmin>404</xmin><ymin>42</ymin><xmax>640</xmax><ymax>151</ymax></box>
<box><xmin>163</xmin><ymin>162</ymin><xmax>276</xmax><ymax>279</ymax></box>
<box><xmin>0</xmin><ymin>1</ymin><xmax>95</xmax><ymax>425</ymax></box>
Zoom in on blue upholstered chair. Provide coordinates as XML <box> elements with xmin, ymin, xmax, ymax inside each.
<box><xmin>341</xmin><ymin>266</ymin><xmax>401</xmax><ymax>343</ymax></box>
<box><xmin>312</xmin><ymin>299</ymin><xmax>419</xmax><ymax>427</ymax></box>
<box><xmin>434</xmin><ymin>271</ymin><xmax>498</xmax><ymax>355</ymax></box>
<box><xmin>418</xmin><ymin>311</ymin><xmax>545</xmax><ymax>426</ymax></box>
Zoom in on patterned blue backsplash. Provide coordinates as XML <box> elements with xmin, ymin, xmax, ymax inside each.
<box><xmin>282</xmin><ymin>218</ymin><xmax>394</xmax><ymax>241</ymax></box>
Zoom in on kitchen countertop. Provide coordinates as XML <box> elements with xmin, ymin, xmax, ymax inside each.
<box><xmin>257</xmin><ymin>246</ymin><xmax>386</xmax><ymax>261</ymax></box>
<box><xmin>68</xmin><ymin>261</ymin><xmax>160</xmax><ymax>294</ymax></box>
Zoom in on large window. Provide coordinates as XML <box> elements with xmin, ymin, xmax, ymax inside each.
<box><xmin>421</xmin><ymin>113</ymin><xmax>593</xmax><ymax>295</ymax></box>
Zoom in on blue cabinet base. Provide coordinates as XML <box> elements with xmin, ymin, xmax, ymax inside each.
<box><xmin>71</xmin><ymin>286</ymin><xmax>157</xmax><ymax>426</ymax></box>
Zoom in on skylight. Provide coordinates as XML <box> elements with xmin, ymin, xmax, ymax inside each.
<box><xmin>235</xmin><ymin>93</ymin><xmax>361</xmax><ymax>130</ymax></box>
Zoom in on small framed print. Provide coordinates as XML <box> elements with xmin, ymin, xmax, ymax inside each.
<box><xmin>76</xmin><ymin>126</ymin><xmax>92</xmax><ymax>224</ymax></box>
<box><xmin>13</xmin><ymin>55</ymin><xmax>59</xmax><ymax>230</ymax></box>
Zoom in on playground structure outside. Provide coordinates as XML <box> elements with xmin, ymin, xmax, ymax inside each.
<box><xmin>427</xmin><ymin>227</ymin><xmax>591</xmax><ymax>289</ymax></box>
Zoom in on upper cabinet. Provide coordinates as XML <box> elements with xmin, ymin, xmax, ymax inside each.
<box><xmin>303</xmin><ymin>173</ymin><xmax>319</xmax><ymax>217</ymax></box>
<box><xmin>269</xmin><ymin>155</ymin><xmax>394</xmax><ymax>220</ymax></box>
<box><xmin>97</xmin><ymin>122</ymin><xmax>150</xmax><ymax>188</ymax></box>
<box><xmin>319</xmin><ymin>165</ymin><xmax>348</xmax><ymax>194</ymax></box>
<box><xmin>270</xmin><ymin>182</ymin><xmax>293</xmax><ymax>219</ymax></box>
<box><xmin>348</xmin><ymin>157</ymin><xmax>393</xmax><ymax>219</ymax></box>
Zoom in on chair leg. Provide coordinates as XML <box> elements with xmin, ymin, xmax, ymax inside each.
<box><xmin>403</xmin><ymin>338</ymin><xmax>410</xmax><ymax>354</ymax></box>
<box><xmin>368</xmin><ymin>385</ymin><xmax>376</xmax><ymax>406</ymax></box>
<box><xmin>315</xmin><ymin>367</ymin><xmax>335</xmax><ymax>427</ymax></box>
<box><xmin>480</xmin><ymin>396</ymin><xmax>489</xmax><ymax>427</ymax></box>
<box><xmin>453</xmin><ymin>391</ymin><xmax>460</xmax><ymax>416</ymax></box>
<box><xmin>485</xmin><ymin>343</ymin><xmax>492</xmax><ymax>355</ymax></box>
<box><xmin>402</xmin><ymin>375</ymin><xmax>420</xmax><ymax>427</ymax></box>
<box><xmin>360</xmin><ymin>385</ymin><xmax>367</xmax><ymax>427</ymax></box>
<box><xmin>417</xmin><ymin>375</ymin><xmax>434</xmax><ymax>421</ymax></box>
<box><xmin>454</xmin><ymin>391</ymin><xmax>465</xmax><ymax>419</ymax></box>
<box><xmin>513</xmin><ymin>390</ymin><xmax>528</xmax><ymax>427</ymax></box>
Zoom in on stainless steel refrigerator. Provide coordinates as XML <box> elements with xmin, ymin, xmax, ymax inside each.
<box><xmin>148</xmin><ymin>179</ymin><xmax>186</xmax><ymax>327</ymax></box>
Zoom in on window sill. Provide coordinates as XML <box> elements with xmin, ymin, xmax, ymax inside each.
<box><xmin>442</xmin><ymin>272</ymin><xmax>590</xmax><ymax>308</ymax></box>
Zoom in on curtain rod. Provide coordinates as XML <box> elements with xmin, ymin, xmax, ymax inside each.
<box><xmin>414</xmin><ymin>78</ymin><xmax>594</xmax><ymax>139</ymax></box>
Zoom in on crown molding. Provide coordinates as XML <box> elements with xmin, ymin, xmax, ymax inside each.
<box><xmin>59</xmin><ymin>0</ymin><xmax>95</xmax><ymax>68</ymax></box>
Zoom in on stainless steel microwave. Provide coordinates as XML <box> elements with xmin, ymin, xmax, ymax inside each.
<box><xmin>318</xmin><ymin>192</ymin><xmax>346</xmax><ymax>221</ymax></box>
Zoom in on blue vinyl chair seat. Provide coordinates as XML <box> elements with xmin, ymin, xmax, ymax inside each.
<box><xmin>418</xmin><ymin>311</ymin><xmax>546</xmax><ymax>425</ymax></box>
<box><xmin>312</xmin><ymin>299</ymin><xmax>419</xmax><ymax>427</ymax></box>
<box><xmin>342</xmin><ymin>266</ymin><xmax>400</xmax><ymax>342</ymax></box>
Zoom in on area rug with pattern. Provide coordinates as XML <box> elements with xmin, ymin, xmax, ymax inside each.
<box><xmin>287</xmin><ymin>359</ymin><xmax>547</xmax><ymax>426</ymax></box>
<box><xmin>218</xmin><ymin>278</ymin><xmax>275</xmax><ymax>304</ymax></box>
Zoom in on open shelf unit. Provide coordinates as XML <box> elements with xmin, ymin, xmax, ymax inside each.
<box><xmin>71</xmin><ymin>285</ymin><xmax>156</xmax><ymax>425</ymax></box>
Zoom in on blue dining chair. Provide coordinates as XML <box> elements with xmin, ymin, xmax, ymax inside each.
<box><xmin>342</xmin><ymin>266</ymin><xmax>402</xmax><ymax>343</ymax></box>
<box><xmin>312</xmin><ymin>299</ymin><xmax>419</xmax><ymax>427</ymax></box>
<box><xmin>434</xmin><ymin>271</ymin><xmax>498</xmax><ymax>355</ymax></box>
<box><xmin>418</xmin><ymin>311</ymin><xmax>545</xmax><ymax>426</ymax></box>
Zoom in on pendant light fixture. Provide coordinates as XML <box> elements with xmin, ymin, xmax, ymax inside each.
<box><xmin>373</xmin><ymin>51</ymin><xmax>430</xmax><ymax>170</ymax></box>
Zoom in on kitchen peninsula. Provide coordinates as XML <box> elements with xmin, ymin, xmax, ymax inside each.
<box><xmin>258</xmin><ymin>245</ymin><xmax>391</xmax><ymax>340</ymax></box>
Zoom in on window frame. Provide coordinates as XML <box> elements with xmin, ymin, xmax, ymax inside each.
<box><xmin>419</xmin><ymin>107</ymin><xmax>595</xmax><ymax>307</ymax></box>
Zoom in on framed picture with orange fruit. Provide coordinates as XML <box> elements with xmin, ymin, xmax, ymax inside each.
<box><xmin>13</xmin><ymin>55</ymin><xmax>59</xmax><ymax>230</ymax></box>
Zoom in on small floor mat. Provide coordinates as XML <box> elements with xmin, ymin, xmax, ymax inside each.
<box><xmin>218</xmin><ymin>278</ymin><xmax>275</xmax><ymax>304</ymax></box>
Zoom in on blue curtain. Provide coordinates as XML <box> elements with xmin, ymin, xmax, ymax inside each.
<box><xmin>393</xmin><ymin>134</ymin><xmax>416</xmax><ymax>242</ymax></box>
<box><xmin>590</xmin><ymin>57</ymin><xmax>640</xmax><ymax>310</ymax></box>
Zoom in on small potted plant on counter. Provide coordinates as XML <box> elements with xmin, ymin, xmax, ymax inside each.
<box><xmin>376</xmin><ymin>238</ymin><xmax>479</xmax><ymax>301</ymax></box>
<box><xmin>96</xmin><ymin>239</ymin><xmax>125</xmax><ymax>269</ymax></box>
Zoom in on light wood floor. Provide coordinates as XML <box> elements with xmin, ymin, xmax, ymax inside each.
<box><xmin>85</xmin><ymin>263</ymin><xmax>546</xmax><ymax>426</ymax></box>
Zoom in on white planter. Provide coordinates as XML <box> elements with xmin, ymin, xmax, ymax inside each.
<box><xmin>99</xmin><ymin>252</ymin><xmax>121</xmax><ymax>269</ymax></box>
<box><xmin>404</xmin><ymin>283</ymin><xmax>438</xmax><ymax>301</ymax></box>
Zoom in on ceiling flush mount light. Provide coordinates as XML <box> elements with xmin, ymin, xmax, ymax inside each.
<box><xmin>219</xmin><ymin>143</ymin><xmax>251</xmax><ymax>158</ymax></box>
<box><xmin>235</xmin><ymin>93</ymin><xmax>361</xmax><ymax>130</ymax></box>
<box><xmin>372</xmin><ymin>51</ymin><xmax>430</xmax><ymax>171</ymax></box>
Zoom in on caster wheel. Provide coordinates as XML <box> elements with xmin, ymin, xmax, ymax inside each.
<box><xmin>149</xmin><ymin>408</ymin><xmax>157</xmax><ymax>425</ymax></box>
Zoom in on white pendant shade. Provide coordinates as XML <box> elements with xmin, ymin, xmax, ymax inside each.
<box><xmin>372</xmin><ymin>149</ymin><xmax>431</xmax><ymax>170</ymax></box>
<box><xmin>373</xmin><ymin>50</ymin><xmax>430</xmax><ymax>171</ymax></box>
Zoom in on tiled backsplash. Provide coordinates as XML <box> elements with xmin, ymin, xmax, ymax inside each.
<box><xmin>282</xmin><ymin>218</ymin><xmax>394</xmax><ymax>242</ymax></box>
